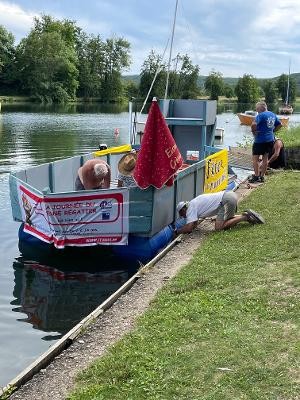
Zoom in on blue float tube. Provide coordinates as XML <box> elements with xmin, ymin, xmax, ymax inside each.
<box><xmin>18</xmin><ymin>223</ymin><xmax>176</xmax><ymax>263</ymax></box>
<box><xmin>112</xmin><ymin>225</ymin><xmax>174</xmax><ymax>262</ymax></box>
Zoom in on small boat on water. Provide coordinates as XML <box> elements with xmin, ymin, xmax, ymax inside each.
<box><xmin>237</xmin><ymin>110</ymin><xmax>289</xmax><ymax>127</ymax></box>
<box><xmin>278</xmin><ymin>104</ymin><xmax>293</xmax><ymax>115</ymax></box>
<box><xmin>10</xmin><ymin>99</ymin><xmax>235</xmax><ymax>262</ymax></box>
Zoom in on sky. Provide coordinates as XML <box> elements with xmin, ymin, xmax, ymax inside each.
<box><xmin>0</xmin><ymin>0</ymin><xmax>300</xmax><ymax>79</ymax></box>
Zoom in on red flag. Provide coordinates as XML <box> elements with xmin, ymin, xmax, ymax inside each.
<box><xmin>133</xmin><ymin>100</ymin><xmax>183</xmax><ymax>189</ymax></box>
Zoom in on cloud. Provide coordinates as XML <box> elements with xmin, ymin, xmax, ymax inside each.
<box><xmin>0</xmin><ymin>1</ymin><xmax>37</xmax><ymax>40</ymax></box>
<box><xmin>0</xmin><ymin>0</ymin><xmax>299</xmax><ymax>78</ymax></box>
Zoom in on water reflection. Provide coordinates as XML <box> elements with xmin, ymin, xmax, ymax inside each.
<box><xmin>11</xmin><ymin>249</ymin><xmax>138</xmax><ymax>340</ymax></box>
<box><xmin>1</xmin><ymin>102</ymin><xmax>128</xmax><ymax>114</ymax></box>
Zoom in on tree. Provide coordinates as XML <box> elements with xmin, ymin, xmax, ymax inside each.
<box><xmin>15</xmin><ymin>15</ymin><xmax>79</xmax><ymax>102</ymax></box>
<box><xmin>100</xmin><ymin>37</ymin><xmax>131</xmax><ymax>101</ymax></box>
<box><xmin>276</xmin><ymin>74</ymin><xmax>296</xmax><ymax>104</ymax></box>
<box><xmin>235</xmin><ymin>74</ymin><xmax>259</xmax><ymax>103</ymax></box>
<box><xmin>139</xmin><ymin>51</ymin><xmax>199</xmax><ymax>100</ymax></box>
<box><xmin>224</xmin><ymin>84</ymin><xmax>234</xmax><ymax>99</ymax></box>
<box><xmin>205</xmin><ymin>70</ymin><xmax>224</xmax><ymax>100</ymax></box>
<box><xmin>263</xmin><ymin>80</ymin><xmax>278</xmax><ymax>104</ymax></box>
<box><xmin>139</xmin><ymin>50</ymin><xmax>167</xmax><ymax>99</ymax></box>
<box><xmin>76</xmin><ymin>32</ymin><xmax>105</xmax><ymax>98</ymax></box>
<box><xmin>0</xmin><ymin>25</ymin><xmax>16</xmax><ymax>92</ymax></box>
<box><xmin>174</xmin><ymin>54</ymin><xmax>200</xmax><ymax>99</ymax></box>
<box><xmin>124</xmin><ymin>80</ymin><xmax>139</xmax><ymax>99</ymax></box>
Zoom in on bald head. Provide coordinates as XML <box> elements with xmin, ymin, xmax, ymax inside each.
<box><xmin>80</xmin><ymin>159</ymin><xmax>110</xmax><ymax>189</ymax></box>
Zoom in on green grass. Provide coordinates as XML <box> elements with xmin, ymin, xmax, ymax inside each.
<box><xmin>68</xmin><ymin>172</ymin><xmax>300</xmax><ymax>400</ymax></box>
<box><xmin>279</xmin><ymin>125</ymin><xmax>300</xmax><ymax>147</ymax></box>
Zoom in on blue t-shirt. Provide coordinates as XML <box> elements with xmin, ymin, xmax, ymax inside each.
<box><xmin>254</xmin><ymin>111</ymin><xmax>281</xmax><ymax>143</ymax></box>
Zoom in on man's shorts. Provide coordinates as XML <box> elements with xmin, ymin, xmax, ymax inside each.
<box><xmin>216</xmin><ymin>191</ymin><xmax>237</xmax><ymax>222</ymax></box>
<box><xmin>252</xmin><ymin>141</ymin><xmax>274</xmax><ymax>156</ymax></box>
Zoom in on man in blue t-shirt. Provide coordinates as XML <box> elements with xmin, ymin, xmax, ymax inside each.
<box><xmin>250</xmin><ymin>101</ymin><xmax>282</xmax><ymax>183</ymax></box>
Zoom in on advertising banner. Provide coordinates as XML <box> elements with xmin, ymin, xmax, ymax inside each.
<box><xmin>204</xmin><ymin>149</ymin><xmax>228</xmax><ymax>193</ymax></box>
<box><xmin>17</xmin><ymin>184</ymin><xmax>129</xmax><ymax>248</ymax></box>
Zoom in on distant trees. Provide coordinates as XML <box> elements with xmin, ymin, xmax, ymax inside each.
<box><xmin>15</xmin><ymin>16</ymin><xmax>79</xmax><ymax>102</ymax></box>
<box><xmin>235</xmin><ymin>74</ymin><xmax>260</xmax><ymax>103</ymax></box>
<box><xmin>0</xmin><ymin>16</ymin><xmax>131</xmax><ymax>103</ymax></box>
<box><xmin>263</xmin><ymin>80</ymin><xmax>278</xmax><ymax>104</ymax></box>
<box><xmin>276</xmin><ymin>74</ymin><xmax>296</xmax><ymax>104</ymax></box>
<box><xmin>204</xmin><ymin>70</ymin><xmax>224</xmax><ymax>100</ymax></box>
<box><xmin>0</xmin><ymin>25</ymin><xmax>15</xmax><ymax>93</ymax></box>
<box><xmin>139</xmin><ymin>51</ymin><xmax>200</xmax><ymax>100</ymax></box>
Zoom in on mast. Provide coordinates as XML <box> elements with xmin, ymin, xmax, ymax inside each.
<box><xmin>285</xmin><ymin>59</ymin><xmax>291</xmax><ymax>106</ymax></box>
<box><xmin>164</xmin><ymin>0</ymin><xmax>179</xmax><ymax>100</ymax></box>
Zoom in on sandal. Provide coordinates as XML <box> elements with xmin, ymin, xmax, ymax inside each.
<box><xmin>244</xmin><ymin>209</ymin><xmax>265</xmax><ymax>224</ymax></box>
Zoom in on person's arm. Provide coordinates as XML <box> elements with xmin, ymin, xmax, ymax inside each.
<box><xmin>268</xmin><ymin>140</ymin><xmax>282</xmax><ymax>165</ymax></box>
<box><xmin>251</xmin><ymin>121</ymin><xmax>257</xmax><ymax>135</ymax></box>
<box><xmin>274</xmin><ymin>122</ymin><xmax>282</xmax><ymax>132</ymax></box>
<box><xmin>175</xmin><ymin>221</ymin><xmax>197</xmax><ymax>235</ymax></box>
<box><xmin>103</xmin><ymin>166</ymin><xmax>111</xmax><ymax>188</ymax></box>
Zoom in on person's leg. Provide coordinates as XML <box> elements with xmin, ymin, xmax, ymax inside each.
<box><xmin>249</xmin><ymin>142</ymin><xmax>262</xmax><ymax>182</ymax></box>
<box><xmin>215</xmin><ymin>192</ymin><xmax>264</xmax><ymax>230</ymax></box>
<box><xmin>252</xmin><ymin>154</ymin><xmax>260</xmax><ymax>176</ymax></box>
<box><xmin>215</xmin><ymin>192</ymin><xmax>247</xmax><ymax>230</ymax></box>
<box><xmin>215</xmin><ymin>214</ymin><xmax>248</xmax><ymax>230</ymax></box>
<box><xmin>260</xmin><ymin>153</ymin><xmax>268</xmax><ymax>179</ymax></box>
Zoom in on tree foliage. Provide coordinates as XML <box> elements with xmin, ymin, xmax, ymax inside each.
<box><xmin>139</xmin><ymin>51</ymin><xmax>199</xmax><ymax>100</ymax></box>
<box><xmin>224</xmin><ymin>84</ymin><xmax>234</xmax><ymax>98</ymax></box>
<box><xmin>139</xmin><ymin>50</ymin><xmax>167</xmax><ymax>99</ymax></box>
<box><xmin>276</xmin><ymin>74</ymin><xmax>296</xmax><ymax>104</ymax></box>
<box><xmin>205</xmin><ymin>70</ymin><xmax>224</xmax><ymax>100</ymax></box>
<box><xmin>0</xmin><ymin>25</ymin><xmax>15</xmax><ymax>92</ymax></box>
<box><xmin>235</xmin><ymin>74</ymin><xmax>260</xmax><ymax>103</ymax></box>
<box><xmin>15</xmin><ymin>16</ymin><xmax>79</xmax><ymax>102</ymax></box>
<box><xmin>263</xmin><ymin>80</ymin><xmax>278</xmax><ymax>104</ymax></box>
<box><xmin>0</xmin><ymin>16</ymin><xmax>131</xmax><ymax>103</ymax></box>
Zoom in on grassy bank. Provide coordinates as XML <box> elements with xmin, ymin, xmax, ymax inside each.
<box><xmin>68</xmin><ymin>171</ymin><xmax>300</xmax><ymax>400</ymax></box>
<box><xmin>280</xmin><ymin>125</ymin><xmax>300</xmax><ymax>147</ymax></box>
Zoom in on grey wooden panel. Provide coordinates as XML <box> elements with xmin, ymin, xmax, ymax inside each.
<box><xmin>195</xmin><ymin>166</ymin><xmax>205</xmax><ymax>196</ymax></box>
<box><xmin>129</xmin><ymin>216</ymin><xmax>152</xmax><ymax>232</ymax></box>
<box><xmin>51</xmin><ymin>156</ymin><xmax>82</xmax><ymax>192</ymax></box>
<box><xmin>176</xmin><ymin>173</ymin><xmax>195</xmax><ymax>204</ymax></box>
<box><xmin>109</xmin><ymin>153</ymin><xmax>127</xmax><ymax>181</ymax></box>
<box><xmin>15</xmin><ymin>170</ymin><xmax>26</xmax><ymax>182</ymax></box>
<box><xmin>206</xmin><ymin>101</ymin><xmax>218</xmax><ymax>125</ymax></box>
<box><xmin>25</xmin><ymin>164</ymin><xmax>51</xmax><ymax>192</ymax></box>
<box><xmin>151</xmin><ymin>185</ymin><xmax>174</xmax><ymax>235</ymax></box>
<box><xmin>128</xmin><ymin>186</ymin><xmax>153</xmax><ymax>233</ymax></box>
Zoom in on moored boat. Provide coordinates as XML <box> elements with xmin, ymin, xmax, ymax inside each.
<box><xmin>237</xmin><ymin>111</ymin><xmax>289</xmax><ymax>127</ymax></box>
<box><xmin>10</xmin><ymin>99</ymin><xmax>234</xmax><ymax>263</ymax></box>
<box><xmin>278</xmin><ymin>104</ymin><xmax>293</xmax><ymax>115</ymax></box>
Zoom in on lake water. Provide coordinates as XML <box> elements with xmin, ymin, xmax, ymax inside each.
<box><xmin>0</xmin><ymin>102</ymin><xmax>299</xmax><ymax>387</ymax></box>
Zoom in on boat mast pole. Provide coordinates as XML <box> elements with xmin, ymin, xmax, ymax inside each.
<box><xmin>285</xmin><ymin>59</ymin><xmax>291</xmax><ymax>106</ymax></box>
<box><xmin>164</xmin><ymin>0</ymin><xmax>179</xmax><ymax>101</ymax></box>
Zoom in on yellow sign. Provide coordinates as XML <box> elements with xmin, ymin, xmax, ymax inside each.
<box><xmin>204</xmin><ymin>149</ymin><xmax>228</xmax><ymax>193</ymax></box>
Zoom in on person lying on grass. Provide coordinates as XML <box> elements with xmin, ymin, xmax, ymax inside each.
<box><xmin>174</xmin><ymin>190</ymin><xmax>264</xmax><ymax>235</ymax></box>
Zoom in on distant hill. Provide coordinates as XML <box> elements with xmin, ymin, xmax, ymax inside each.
<box><xmin>123</xmin><ymin>73</ymin><xmax>300</xmax><ymax>93</ymax></box>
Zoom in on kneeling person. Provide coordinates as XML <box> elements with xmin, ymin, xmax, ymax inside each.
<box><xmin>175</xmin><ymin>191</ymin><xmax>264</xmax><ymax>235</ymax></box>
